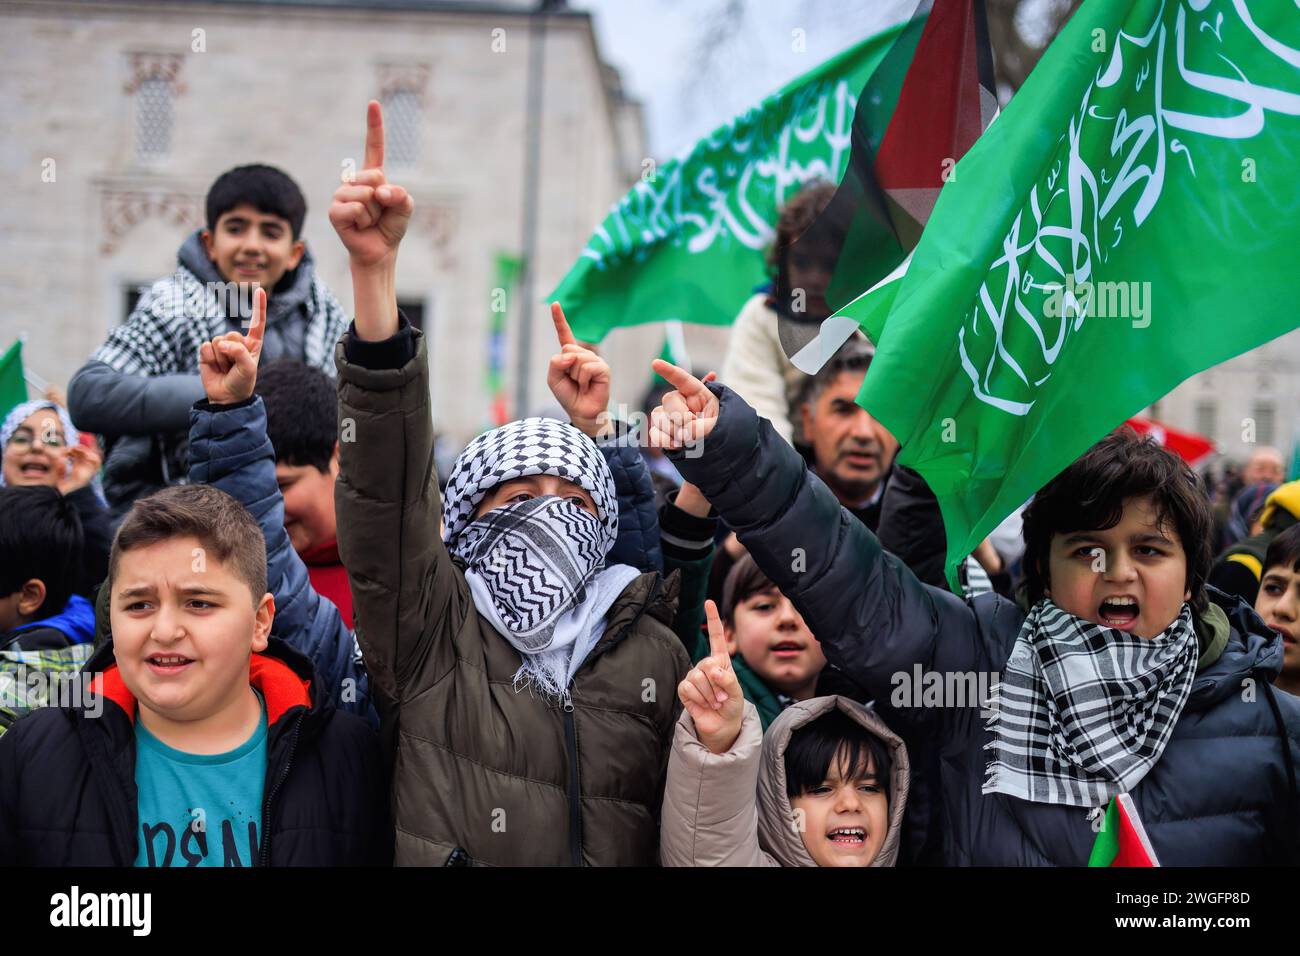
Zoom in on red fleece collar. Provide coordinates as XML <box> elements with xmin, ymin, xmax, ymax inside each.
<box><xmin>89</xmin><ymin>653</ymin><xmax>312</xmax><ymax>726</ymax></box>
<box><xmin>299</xmin><ymin>538</ymin><xmax>341</xmax><ymax>566</ymax></box>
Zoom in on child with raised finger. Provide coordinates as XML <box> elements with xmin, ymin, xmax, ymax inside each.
<box><xmin>330</xmin><ymin>102</ymin><xmax>689</xmax><ymax>866</ymax></box>
<box><xmin>660</xmin><ymin>601</ymin><xmax>909</xmax><ymax>867</ymax></box>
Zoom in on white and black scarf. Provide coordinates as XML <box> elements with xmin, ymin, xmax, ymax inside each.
<box><xmin>982</xmin><ymin>599</ymin><xmax>1198</xmax><ymax>808</ymax></box>
<box><xmin>443</xmin><ymin>418</ymin><xmax>634</xmax><ymax>697</ymax></box>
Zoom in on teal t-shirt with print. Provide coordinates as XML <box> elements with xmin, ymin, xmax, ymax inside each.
<box><xmin>134</xmin><ymin>690</ymin><xmax>268</xmax><ymax>867</ymax></box>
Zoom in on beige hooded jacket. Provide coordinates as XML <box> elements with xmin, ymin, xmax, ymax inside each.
<box><xmin>660</xmin><ymin>695</ymin><xmax>910</xmax><ymax>866</ymax></box>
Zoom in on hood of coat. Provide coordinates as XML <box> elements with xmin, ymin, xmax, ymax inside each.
<box><xmin>755</xmin><ymin>695</ymin><xmax>910</xmax><ymax>867</ymax></box>
<box><xmin>1189</xmin><ymin>586</ymin><xmax>1285</xmax><ymax>710</ymax></box>
<box><xmin>177</xmin><ymin>227</ymin><xmax>318</xmax><ymax>330</ymax></box>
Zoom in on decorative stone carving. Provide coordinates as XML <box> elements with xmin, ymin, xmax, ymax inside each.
<box><xmin>123</xmin><ymin>52</ymin><xmax>186</xmax><ymax>95</ymax></box>
<box><xmin>99</xmin><ymin>188</ymin><xmax>202</xmax><ymax>254</ymax></box>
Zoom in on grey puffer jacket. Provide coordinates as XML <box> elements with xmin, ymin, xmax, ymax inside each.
<box><xmin>671</xmin><ymin>385</ymin><xmax>1300</xmax><ymax>866</ymax></box>
<box><xmin>661</xmin><ymin>696</ymin><xmax>910</xmax><ymax>866</ymax></box>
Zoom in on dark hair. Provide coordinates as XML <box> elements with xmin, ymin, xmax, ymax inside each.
<box><xmin>206</xmin><ymin>164</ymin><xmax>307</xmax><ymax>239</ymax></box>
<box><xmin>784</xmin><ymin>708</ymin><xmax>893</xmax><ymax>800</ymax></box>
<box><xmin>1021</xmin><ymin>428</ymin><xmax>1213</xmax><ymax>614</ymax></box>
<box><xmin>255</xmin><ymin>360</ymin><xmax>337</xmax><ymax>472</ymax></box>
<box><xmin>800</xmin><ymin>337</ymin><xmax>873</xmax><ymax>410</ymax></box>
<box><xmin>1264</xmin><ymin>523</ymin><xmax>1300</xmax><ymax>577</ymax></box>
<box><xmin>721</xmin><ymin>552</ymin><xmax>777</xmax><ymax>623</ymax></box>
<box><xmin>769</xmin><ymin>180</ymin><xmax>839</xmax><ymax>305</ymax></box>
<box><xmin>109</xmin><ymin>485</ymin><xmax>267</xmax><ymax>603</ymax></box>
<box><xmin>0</xmin><ymin>486</ymin><xmax>84</xmax><ymax>619</ymax></box>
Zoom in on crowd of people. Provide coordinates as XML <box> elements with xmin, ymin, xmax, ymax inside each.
<box><xmin>1</xmin><ymin>102</ymin><xmax>1297</xmax><ymax>867</ymax></box>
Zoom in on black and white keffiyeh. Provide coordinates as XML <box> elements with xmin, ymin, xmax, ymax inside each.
<box><xmin>442</xmin><ymin>417</ymin><xmax>616</xmax><ymax>544</ymax></box>
<box><xmin>443</xmin><ymin>418</ymin><xmax>633</xmax><ymax>697</ymax></box>
<box><xmin>982</xmin><ymin>598</ymin><xmax>1198</xmax><ymax>808</ymax></box>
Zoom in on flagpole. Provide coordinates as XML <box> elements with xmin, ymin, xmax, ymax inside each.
<box><xmin>513</xmin><ymin>0</ymin><xmax>559</xmax><ymax>420</ymax></box>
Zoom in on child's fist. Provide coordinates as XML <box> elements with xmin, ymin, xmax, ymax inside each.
<box><xmin>199</xmin><ymin>287</ymin><xmax>265</xmax><ymax>405</ymax></box>
<box><xmin>546</xmin><ymin>303</ymin><xmax>611</xmax><ymax>438</ymax></box>
<box><xmin>678</xmin><ymin>600</ymin><xmax>744</xmax><ymax>755</ymax></box>
<box><xmin>329</xmin><ymin>101</ymin><xmax>414</xmax><ymax>270</ymax></box>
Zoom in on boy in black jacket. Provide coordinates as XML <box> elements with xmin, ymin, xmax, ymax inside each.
<box><xmin>0</xmin><ymin>292</ymin><xmax>387</xmax><ymax>866</ymax></box>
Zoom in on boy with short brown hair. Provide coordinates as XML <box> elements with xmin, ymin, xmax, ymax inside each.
<box><xmin>0</xmin><ymin>291</ymin><xmax>387</xmax><ymax>867</ymax></box>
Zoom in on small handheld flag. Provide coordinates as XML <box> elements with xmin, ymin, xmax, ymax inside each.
<box><xmin>1088</xmin><ymin>793</ymin><xmax>1160</xmax><ymax>867</ymax></box>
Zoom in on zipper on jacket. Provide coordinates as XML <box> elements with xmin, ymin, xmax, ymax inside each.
<box><xmin>258</xmin><ymin>719</ymin><xmax>301</xmax><ymax>866</ymax></box>
<box><xmin>562</xmin><ymin>687</ymin><xmax>583</xmax><ymax>867</ymax></box>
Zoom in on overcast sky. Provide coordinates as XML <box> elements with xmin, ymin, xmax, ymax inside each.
<box><xmin>573</xmin><ymin>0</ymin><xmax>921</xmax><ymax>159</ymax></box>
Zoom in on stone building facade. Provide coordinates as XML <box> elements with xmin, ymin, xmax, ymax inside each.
<box><xmin>1</xmin><ymin>0</ymin><xmax>691</xmax><ymax>446</ymax></box>
<box><xmin>1148</xmin><ymin>328</ymin><xmax>1300</xmax><ymax>469</ymax></box>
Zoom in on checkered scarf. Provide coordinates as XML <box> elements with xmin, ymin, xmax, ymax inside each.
<box><xmin>442</xmin><ymin>417</ymin><xmax>616</xmax><ymax>544</ymax></box>
<box><xmin>982</xmin><ymin>599</ymin><xmax>1198</xmax><ymax>808</ymax></box>
<box><xmin>442</xmin><ymin>418</ymin><xmax>629</xmax><ymax>697</ymax></box>
<box><xmin>91</xmin><ymin>236</ymin><xmax>348</xmax><ymax>379</ymax></box>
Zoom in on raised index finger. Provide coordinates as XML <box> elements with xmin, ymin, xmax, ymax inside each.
<box><xmin>651</xmin><ymin>359</ymin><xmax>708</xmax><ymax>398</ymax></box>
<box><xmin>551</xmin><ymin>302</ymin><xmax>576</xmax><ymax>347</ymax></box>
<box><xmin>364</xmin><ymin>100</ymin><xmax>385</xmax><ymax>170</ymax></box>
<box><xmin>704</xmin><ymin>599</ymin><xmax>729</xmax><ymax>663</ymax></box>
<box><xmin>245</xmin><ymin>287</ymin><xmax>266</xmax><ymax>355</ymax></box>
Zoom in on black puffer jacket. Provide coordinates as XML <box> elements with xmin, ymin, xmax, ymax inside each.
<box><xmin>876</xmin><ymin>464</ymin><xmax>948</xmax><ymax>589</ymax></box>
<box><xmin>0</xmin><ymin>637</ymin><xmax>389</xmax><ymax>866</ymax></box>
<box><xmin>672</xmin><ymin>385</ymin><xmax>1300</xmax><ymax>866</ymax></box>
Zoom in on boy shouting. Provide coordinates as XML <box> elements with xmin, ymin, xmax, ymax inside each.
<box><xmin>651</xmin><ymin>363</ymin><xmax>1300</xmax><ymax>866</ymax></box>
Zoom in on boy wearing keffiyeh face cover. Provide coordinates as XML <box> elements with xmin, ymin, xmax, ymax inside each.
<box><xmin>652</xmin><ymin>363</ymin><xmax>1300</xmax><ymax>866</ymax></box>
<box><xmin>328</xmin><ymin>103</ymin><xmax>689</xmax><ymax>866</ymax></box>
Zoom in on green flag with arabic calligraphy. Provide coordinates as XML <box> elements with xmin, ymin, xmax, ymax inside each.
<box><xmin>839</xmin><ymin>0</ymin><xmax>1300</xmax><ymax>589</ymax></box>
<box><xmin>548</xmin><ymin>13</ymin><xmax>921</xmax><ymax>341</ymax></box>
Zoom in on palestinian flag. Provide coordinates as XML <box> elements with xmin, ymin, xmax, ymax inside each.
<box><xmin>786</xmin><ymin>0</ymin><xmax>997</xmax><ymax>370</ymax></box>
<box><xmin>549</xmin><ymin>1</ymin><xmax>995</xmax><ymax>345</ymax></box>
<box><xmin>1088</xmin><ymin>793</ymin><xmax>1160</xmax><ymax>867</ymax></box>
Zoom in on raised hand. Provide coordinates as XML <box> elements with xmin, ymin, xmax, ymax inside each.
<box><xmin>648</xmin><ymin>360</ymin><xmax>720</xmax><ymax>451</ymax></box>
<box><xmin>57</xmin><ymin>442</ymin><xmax>102</xmax><ymax>495</ymax></box>
<box><xmin>330</xmin><ymin>101</ymin><xmax>414</xmax><ymax>343</ymax></box>
<box><xmin>546</xmin><ymin>302</ymin><xmax>611</xmax><ymax>438</ymax></box>
<box><xmin>199</xmin><ymin>287</ymin><xmax>266</xmax><ymax>405</ymax></box>
<box><xmin>329</xmin><ymin>100</ymin><xmax>414</xmax><ymax>270</ymax></box>
<box><xmin>678</xmin><ymin>599</ymin><xmax>745</xmax><ymax>755</ymax></box>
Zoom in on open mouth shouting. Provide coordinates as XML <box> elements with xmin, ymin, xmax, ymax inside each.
<box><xmin>18</xmin><ymin>460</ymin><xmax>53</xmax><ymax>479</ymax></box>
<box><xmin>145</xmin><ymin>653</ymin><xmax>196</xmax><ymax>675</ymax></box>
<box><xmin>826</xmin><ymin>826</ymin><xmax>867</xmax><ymax>848</ymax></box>
<box><xmin>1097</xmin><ymin>594</ymin><xmax>1140</xmax><ymax>630</ymax></box>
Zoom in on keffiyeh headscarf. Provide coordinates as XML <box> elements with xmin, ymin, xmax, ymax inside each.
<box><xmin>442</xmin><ymin>418</ymin><xmax>636</xmax><ymax>699</ymax></box>
<box><xmin>982</xmin><ymin>598</ymin><xmax>1198</xmax><ymax>809</ymax></box>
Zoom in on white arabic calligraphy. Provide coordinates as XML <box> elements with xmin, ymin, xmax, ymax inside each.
<box><xmin>958</xmin><ymin>0</ymin><xmax>1300</xmax><ymax>417</ymax></box>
